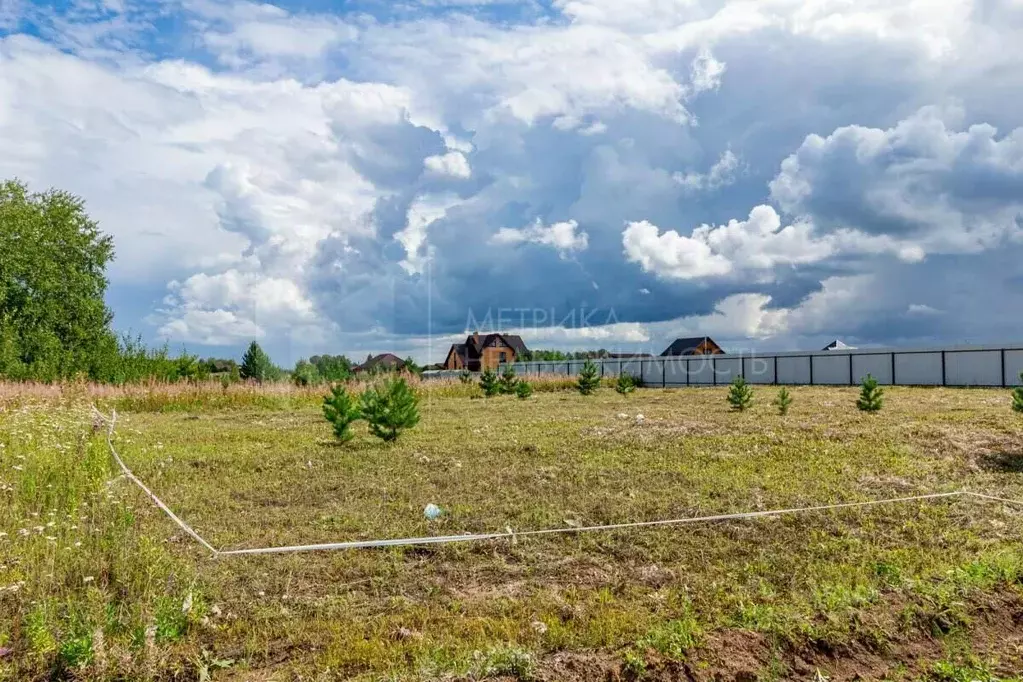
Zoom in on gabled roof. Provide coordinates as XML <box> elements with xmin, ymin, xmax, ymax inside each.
<box><xmin>607</xmin><ymin>353</ymin><xmax>653</xmax><ymax>359</ymax></box>
<box><xmin>466</xmin><ymin>333</ymin><xmax>528</xmax><ymax>356</ymax></box>
<box><xmin>660</xmin><ymin>336</ymin><xmax>724</xmax><ymax>356</ymax></box>
<box><xmin>357</xmin><ymin>353</ymin><xmax>404</xmax><ymax>371</ymax></box>
<box><xmin>822</xmin><ymin>339</ymin><xmax>856</xmax><ymax>351</ymax></box>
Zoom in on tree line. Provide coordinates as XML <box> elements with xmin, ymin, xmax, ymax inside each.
<box><xmin>0</xmin><ymin>179</ymin><xmax>428</xmax><ymax>384</ymax></box>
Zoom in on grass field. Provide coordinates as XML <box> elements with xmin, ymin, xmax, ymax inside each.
<box><xmin>4</xmin><ymin>381</ymin><xmax>1023</xmax><ymax>681</ymax></box>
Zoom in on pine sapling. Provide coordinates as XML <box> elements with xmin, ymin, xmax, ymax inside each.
<box><xmin>727</xmin><ymin>376</ymin><xmax>753</xmax><ymax>411</ymax></box>
<box><xmin>615</xmin><ymin>373</ymin><xmax>636</xmax><ymax>395</ymax></box>
<box><xmin>322</xmin><ymin>385</ymin><xmax>361</xmax><ymax>443</ymax></box>
<box><xmin>577</xmin><ymin>360</ymin><xmax>601</xmax><ymax>395</ymax></box>
<box><xmin>857</xmin><ymin>374</ymin><xmax>884</xmax><ymax>412</ymax></box>
<box><xmin>479</xmin><ymin>368</ymin><xmax>500</xmax><ymax>397</ymax></box>
<box><xmin>515</xmin><ymin>381</ymin><xmax>533</xmax><ymax>400</ymax></box>
<box><xmin>773</xmin><ymin>387</ymin><xmax>792</xmax><ymax>416</ymax></box>
<box><xmin>1012</xmin><ymin>372</ymin><xmax>1023</xmax><ymax>414</ymax></box>
<box><xmin>459</xmin><ymin>369</ymin><xmax>472</xmax><ymax>384</ymax></box>
<box><xmin>499</xmin><ymin>366</ymin><xmax>519</xmax><ymax>394</ymax></box>
<box><xmin>359</xmin><ymin>377</ymin><xmax>420</xmax><ymax>442</ymax></box>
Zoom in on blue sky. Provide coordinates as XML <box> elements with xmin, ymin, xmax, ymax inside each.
<box><xmin>3</xmin><ymin>0</ymin><xmax>1023</xmax><ymax>365</ymax></box>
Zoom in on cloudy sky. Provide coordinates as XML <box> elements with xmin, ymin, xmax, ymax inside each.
<box><xmin>3</xmin><ymin>0</ymin><xmax>1023</xmax><ymax>365</ymax></box>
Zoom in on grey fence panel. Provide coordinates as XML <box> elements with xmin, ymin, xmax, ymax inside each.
<box><xmin>664</xmin><ymin>359</ymin><xmax>688</xmax><ymax>386</ymax></box>
<box><xmin>641</xmin><ymin>360</ymin><xmax>664</xmax><ymax>386</ymax></box>
<box><xmin>744</xmin><ymin>356</ymin><xmax>775</xmax><ymax>384</ymax></box>
<box><xmin>812</xmin><ymin>354</ymin><xmax>850</xmax><ymax>385</ymax></box>
<box><xmin>777</xmin><ymin>356</ymin><xmax>811</xmax><ymax>384</ymax></box>
<box><xmin>621</xmin><ymin>360</ymin><xmax>644</xmax><ymax>380</ymax></box>
<box><xmin>1005</xmin><ymin>350</ymin><xmax>1023</xmax><ymax>386</ymax></box>
<box><xmin>688</xmin><ymin>358</ymin><xmax>715</xmax><ymax>384</ymax></box>
<box><xmin>945</xmin><ymin>350</ymin><xmax>1002</xmax><ymax>387</ymax></box>
<box><xmin>714</xmin><ymin>357</ymin><xmax>741</xmax><ymax>384</ymax></box>
<box><xmin>852</xmin><ymin>354</ymin><xmax>893</xmax><ymax>384</ymax></box>
<box><xmin>894</xmin><ymin>352</ymin><xmax>943</xmax><ymax>385</ymax></box>
<box><xmin>567</xmin><ymin>361</ymin><xmax>588</xmax><ymax>376</ymax></box>
<box><xmin>601</xmin><ymin>360</ymin><xmax>621</xmax><ymax>377</ymax></box>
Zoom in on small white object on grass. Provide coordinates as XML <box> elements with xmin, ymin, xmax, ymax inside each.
<box><xmin>424</xmin><ymin>504</ymin><xmax>442</xmax><ymax>520</ymax></box>
<box><xmin>635</xmin><ymin>414</ymin><xmax>645</xmax><ymax>423</ymax></box>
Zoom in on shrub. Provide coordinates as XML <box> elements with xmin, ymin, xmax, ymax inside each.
<box><xmin>480</xmin><ymin>368</ymin><xmax>500</xmax><ymax>397</ymax></box>
<box><xmin>293</xmin><ymin>359</ymin><xmax>321</xmax><ymax>387</ymax></box>
<box><xmin>515</xmin><ymin>381</ymin><xmax>533</xmax><ymax>400</ymax></box>
<box><xmin>615</xmin><ymin>373</ymin><xmax>637</xmax><ymax>395</ymax></box>
<box><xmin>322</xmin><ymin>385</ymin><xmax>360</xmax><ymax>443</ymax></box>
<box><xmin>1013</xmin><ymin>373</ymin><xmax>1023</xmax><ymax>413</ymax></box>
<box><xmin>577</xmin><ymin>360</ymin><xmax>600</xmax><ymax>395</ymax></box>
<box><xmin>499</xmin><ymin>366</ymin><xmax>518</xmax><ymax>394</ymax></box>
<box><xmin>857</xmin><ymin>374</ymin><xmax>884</xmax><ymax>412</ymax></box>
<box><xmin>360</xmin><ymin>377</ymin><xmax>421</xmax><ymax>442</ymax></box>
<box><xmin>773</xmin><ymin>387</ymin><xmax>792</xmax><ymax>415</ymax></box>
<box><xmin>459</xmin><ymin>369</ymin><xmax>473</xmax><ymax>384</ymax></box>
<box><xmin>726</xmin><ymin>376</ymin><xmax>753</xmax><ymax>411</ymax></box>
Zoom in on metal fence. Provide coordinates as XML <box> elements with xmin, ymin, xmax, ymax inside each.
<box><xmin>501</xmin><ymin>343</ymin><xmax>1023</xmax><ymax>388</ymax></box>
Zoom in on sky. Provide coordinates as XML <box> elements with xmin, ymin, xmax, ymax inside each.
<box><xmin>2</xmin><ymin>0</ymin><xmax>1023</xmax><ymax>366</ymax></box>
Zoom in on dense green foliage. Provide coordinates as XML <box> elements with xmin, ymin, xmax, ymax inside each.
<box><xmin>615</xmin><ymin>373</ymin><xmax>637</xmax><ymax>395</ymax></box>
<box><xmin>857</xmin><ymin>374</ymin><xmax>885</xmax><ymax>412</ymax></box>
<box><xmin>480</xmin><ymin>368</ymin><xmax>500</xmax><ymax>397</ymax></box>
<box><xmin>727</xmin><ymin>377</ymin><xmax>753</xmax><ymax>411</ymax></box>
<box><xmin>576</xmin><ymin>360</ymin><xmax>600</xmax><ymax>395</ymax></box>
<box><xmin>240</xmin><ymin>341</ymin><xmax>279</xmax><ymax>382</ymax></box>
<box><xmin>515</xmin><ymin>380</ymin><xmax>533</xmax><ymax>400</ymax></box>
<box><xmin>1012</xmin><ymin>373</ymin><xmax>1023</xmax><ymax>414</ymax></box>
<box><xmin>774</xmin><ymin>387</ymin><xmax>793</xmax><ymax>415</ymax></box>
<box><xmin>322</xmin><ymin>385</ymin><xmax>361</xmax><ymax>442</ymax></box>
<box><xmin>293</xmin><ymin>359</ymin><xmax>322</xmax><ymax>386</ymax></box>
<box><xmin>309</xmin><ymin>354</ymin><xmax>353</xmax><ymax>381</ymax></box>
<box><xmin>0</xmin><ymin>179</ymin><xmax>116</xmax><ymax>380</ymax></box>
<box><xmin>359</xmin><ymin>377</ymin><xmax>421</xmax><ymax>442</ymax></box>
<box><xmin>499</xmin><ymin>366</ymin><xmax>518</xmax><ymax>394</ymax></box>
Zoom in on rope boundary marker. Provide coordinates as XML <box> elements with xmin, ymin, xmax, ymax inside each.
<box><xmin>91</xmin><ymin>406</ymin><xmax>1023</xmax><ymax>559</ymax></box>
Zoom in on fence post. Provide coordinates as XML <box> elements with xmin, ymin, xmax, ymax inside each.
<box><xmin>808</xmin><ymin>355</ymin><xmax>814</xmax><ymax>385</ymax></box>
<box><xmin>849</xmin><ymin>353</ymin><xmax>854</xmax><ymax>386</ymax></box>
<box><xmin>891</xmin><ymin>353</ymin><xmax>896</xmax><ymax>385</ymax></box>
<box><xmin>712</xmin><ymin>357</ymin><xmax>717</xmax><ymax>385</ymax></box>
<box><xmin>661</xmin><ymin>360</ymin><xmax>666</xmax><ymax>388</ymax></box>
<box><xmin>1001</xmin><ymin>349</ymin><xmax>1007</xmax><ymax>387</ymax></box>
<box><xmin>941</xmin><ymin>351</ymin><xmax>946</xmax><ymax>386</ymax></box>
<box><xmin>686</xmin><ymin>359</ymin><xmax>690</xmax><ymax>386</ymax></box>
<box><xmin>774</xmin><ymin>356</ymin><xmax>778</xmax><ymax>385</ymax></box>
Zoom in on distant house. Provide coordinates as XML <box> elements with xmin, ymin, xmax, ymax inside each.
<box><xmin>354</xmin><ymin>353</ymin><xmax>405</xmax><ymax>374</ymax></box>
<box><xmin>606</xmin><ymin>353</ymin><xmax>654</xmax><ymax>359</ymax></box>
<box><xmin>660</xmin><ymin>336</ymin><xmax>725</xmax><ymax>357</ymax></box>
<box><xmin>822</xmin><ymin>339</ymin><xmax>856</xmax><ymax>351</ymax></box>
<box><xmin>443</xmin><ymin>332</ymin><xmax>528</xmax><ymax>371</ymax></box>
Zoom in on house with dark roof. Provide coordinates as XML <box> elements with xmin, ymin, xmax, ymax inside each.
<box><xmin>353</xmin><ymin>353</ymin><xmax>405</xmax><ymax>374</ymax></box>
<box><xmin>821</xmin><ymin>339</ymin><xmax>856</xmax><ymax>351</ymax></box>
<box><xmin>660</xmin><ymin>336</ymin><xmax>725</xmax><ymax>357</ymax></box>
<box><xmin>443</xmin><ymin>332</ymin><xmax>529</xmax><ymax>371</ymax></box>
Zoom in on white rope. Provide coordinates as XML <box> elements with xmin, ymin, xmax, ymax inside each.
<box><xmin>92</xmin><ymin>406</ymin><xmax>218</xmax><ymax>555</ymax></box>
<box><xmin>89</xmin><ymin>406</ymin><xmax>1023</xmax><ymax>559</ymax></box>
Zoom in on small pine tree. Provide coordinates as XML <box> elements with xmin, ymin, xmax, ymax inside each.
<box><xmin>459</xmin><ymin>369</ymin><xmax>472</xmax><ymax>384</ymax></box>
<box><xmin>727</xmin><ymin>376</ymin><xmax>753</xmax><ymax>411</ymax></box>
<box><xmin>499</xmin><ymin>366</ymin><xmax>518</xmax><ymax>394</ymax></box>
<box><xmin>857</xmin><ymin>374</ymin><xmax>884</xmax><ymax>412</ymax></box>
<box><xmin>359</xmin><ymin>377</ymin><xmax>420</xmax><ymax>442</ymax></box>
<box><xmin>615</xmin><ymin>373</ymin><xmax>636</xmax><ymax>395</ymax></box>
<box><xmin>515</xmin><ymin>381</ymin><xmax>533</xmax><ymax>400</ymax></box>
<box><xmin>322</xmin><ymin>385</ymin><xmax>360</xmax><ymax>443</ymax></box>
<box><xmin>240</xmin><ymin>341</ymin><xmax>275</xmax><ymax>382</ymax></box>
<box><xmin>479</xmin><ymin>368</ymin><xmax>500</xmax><ymax>397</ymax></box>
<box><xmin>1012</xmin><ymin>372</ymin><xmax>1023</xmax><ymax>414</ymax></box>
<box><xmin>577</xmin><ymin>360</ymin><xmax>600</xmax><ymax>395</ymax></box>
<box><xmin>773</xmin><ymin>387</ymin><xmax>792</xmax><ymax>415</ymax></box>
